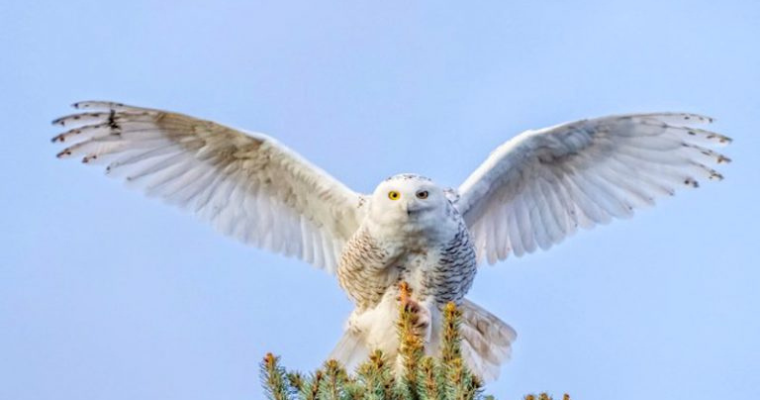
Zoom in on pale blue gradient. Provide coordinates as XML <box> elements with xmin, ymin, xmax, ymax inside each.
<box><xmin>1</xmin><ymin>1</ymin><xmax>758</xmax><ymax>399</ymax></box>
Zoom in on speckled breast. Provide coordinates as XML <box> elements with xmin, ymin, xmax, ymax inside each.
<box><xmin>337</xmin><ymin>221</ymin><xmax>477</xmax><ymax>310</ymax></box>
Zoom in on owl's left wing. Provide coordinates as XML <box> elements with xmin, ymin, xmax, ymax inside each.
<box><xmin>52</xmin><ymin>101</ymin><xmax>365</xmax><ymax>273</ymax></box>
<box><xmin>455</xmin><ymin>113</ymin><xmax>731</xmax><ymax>264</ymax></box>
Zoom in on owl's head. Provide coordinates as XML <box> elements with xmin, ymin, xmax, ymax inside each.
<box><xmin>368</xmin><ymin>174</ymin><xmax>451</xmax><ymax>229</ymax></box>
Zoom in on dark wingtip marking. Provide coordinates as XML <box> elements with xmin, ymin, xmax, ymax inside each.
<box><xmin>107</xmin><ymin>109</ymin><xmax>120</xmax><ymax>130</ymax></box>
<box><xmin>709</xmin><ymin>172</ymin><xmax>724</xmax><ymax>181</ymax></box>
<box><xmin>52</xmin><ymin>115</ymin><xmax>79</xmax><ymax>127</ymax></box>
<box><xmin>72</xmin><ymin>101</ymin><xmax>126</xmax><ymax>110</ymax></box>
<box><xmin>56</xmin><ymin>149</ymin><xmax>72</xmax><ymax>158</ymax></box>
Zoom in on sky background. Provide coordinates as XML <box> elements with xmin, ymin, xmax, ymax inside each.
<box><xmin>1</xmin><ymin>1</ymin><xmax>758</xmax><ymax>399</ymax></box>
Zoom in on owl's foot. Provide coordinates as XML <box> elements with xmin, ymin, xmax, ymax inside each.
<box><xmin>397</xmin><ymin>282</ymin><xmax>433</xmax><ymax>343</ymax></box>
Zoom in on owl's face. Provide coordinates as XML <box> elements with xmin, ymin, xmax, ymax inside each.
<box><xmin>368</xmin><ymin>174</ymin><xmax>450</xmax><ymax>230</ymax></box>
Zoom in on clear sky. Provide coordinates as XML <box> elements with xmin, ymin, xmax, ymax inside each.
<box><xmin>1</xmin><ymin>1</ymin><xmax>758</xmax><ymax>399</ymax></box>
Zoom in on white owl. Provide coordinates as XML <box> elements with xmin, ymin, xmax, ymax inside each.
<box><xmin>52</xmin><ymin>101</ymin><xmax>731</xmax><ymax>381</ymax></box>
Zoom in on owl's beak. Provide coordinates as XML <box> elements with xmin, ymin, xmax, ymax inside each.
<box><xmin>406</xmin><ymin>201</ymin><xmax>424</xmax><ymax>216</ymax></box>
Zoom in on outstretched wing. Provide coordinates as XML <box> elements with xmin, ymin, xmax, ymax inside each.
<box><xmin>52</xmin><ymin>101</ymin><xmax>365</xmax><ymax>272</ymax></box>
<box><xmin>455</xmin><ymin>113</ymin><xmax>731</xmax><ymax>264</ymax></box>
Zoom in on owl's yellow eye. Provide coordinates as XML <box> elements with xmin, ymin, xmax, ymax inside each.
<box><xmin>388</xmin><ymin>191</ymin><xmax>401</xmax><ymax>200</ymax></box>
<box><xmin>416</xmin><ymin>190</ymin><xmax>429</xmax><ymax>199</ymax></box>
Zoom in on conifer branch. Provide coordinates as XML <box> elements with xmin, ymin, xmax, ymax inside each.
<box><xmin>318</xmin><ymin>360</ymin><xmax>348</xmax><ymax>400</ymax></box>
<box><xmin>441</xmin><ymin>302</ymin><xmax>463</xmax><ymax>364</ymax></box>
<box><xmin>302</xmin><ymin>369</ymin><xmax>323</xmax><ymax>400</ymax></box>
<box><xmin>417</xmin><ymin>356</ymin><xmax>442</xmax><ymax>400</ymax></box>
<box><xmin>286</xmin><ymin>372</ymin><xmax>306</xmax><ymax>394</ymax></box>
<box><xmin>356</xmin><ymin>350</ymin><xmax>395</xmax><ymax>400</ymax></box>
<box><xmin>523</xmin><ymin>394</ymin><xmax>571</xmax><ymax>400</ymax></box>
<box><xmin>260</xmin><ymin>281</ymin><xmax>570</xmax><ymax>400</ymax></box>
<box><xmin>397</xmin><ymin>281</ymin><xmax>425</xmax><ymax>400</ymax></box>
<box><xmin>261</xmin><ymin>353</ymin><xmax>293</xmax><ymax>400</ymax></box>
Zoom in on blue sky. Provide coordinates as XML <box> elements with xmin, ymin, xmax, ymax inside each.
<box><xmin>1</xmin><ymin>1</ymin><xmax>758</xmax><ymax>399</ymax></box>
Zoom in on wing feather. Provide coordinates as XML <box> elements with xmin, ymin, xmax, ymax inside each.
<box><xmin>52</xmin><ymin>101</ymin><xmax>365</xmax><ymax>272</ymax></box>
<box><xmin>456</xmin><ymin>113</ymin><xmax>731</xmax><ymax>263</ymax></box>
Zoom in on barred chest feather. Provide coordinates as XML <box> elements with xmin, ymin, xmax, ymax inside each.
<box><xmin>337</xmin><ymin>213</ymin><xmax>477</xmax><ymax>311</ymax></box>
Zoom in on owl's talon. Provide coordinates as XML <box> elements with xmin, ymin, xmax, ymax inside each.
<box><xmin>402</xmin><ymin>296</ymin><xmax>432</xmax><ymax>342</ymax></box>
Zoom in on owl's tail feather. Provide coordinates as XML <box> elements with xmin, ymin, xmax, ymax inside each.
<box><xmin>328</xmin><ymin>300</ymin><xmax>515</xmax><ymax>382</ymax></box>
<box><xmin>328</xmin><ymin>329</ymin><xmax>369</xmax><ymax>373</ymax></box>
<box><xmin>459</xmin><ymin>299</ymin><xmax>517</xmax><ymax>382</ymax></box>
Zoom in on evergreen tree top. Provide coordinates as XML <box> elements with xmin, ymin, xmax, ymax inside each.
<box><xmin>261</xmin><ymin>282</ymin><xmax>569</xmax><ymax>400</ymax></box>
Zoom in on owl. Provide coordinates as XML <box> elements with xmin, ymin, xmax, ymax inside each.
<box><xmin>52</xmin><ymin>101</ymin><xmax>730</xmax><ymax>381</ymax></box>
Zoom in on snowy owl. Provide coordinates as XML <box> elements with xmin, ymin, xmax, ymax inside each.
<box><xmin>52</xmin><ymin>101</ymin><xmax>731</xmax><ymax>381</ymax></box>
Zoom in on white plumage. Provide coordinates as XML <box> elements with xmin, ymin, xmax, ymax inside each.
<box><xmin>52</xmin><ymin>102</ymin><xmax>731</xmax><ymax>381</ymax></box>
<box><xmin>456</xmin><ymin>113</ymin><xmax>730</xmax><ymax>263</ymax></box>
<box><xmin>53</xmin><ymin>101</ymin><xmax>363</xmax><ymax>273</ymax></box>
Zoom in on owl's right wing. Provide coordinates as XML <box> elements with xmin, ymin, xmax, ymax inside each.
<box><xmin>455</xmin><ymin>113</ymin><xmax>731</xmax><ymax>264</ymax></box>
<box><xmin>52</xmin><ymin>101</ymin><xmax>365</xmax><ymax>273</ymax></box>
